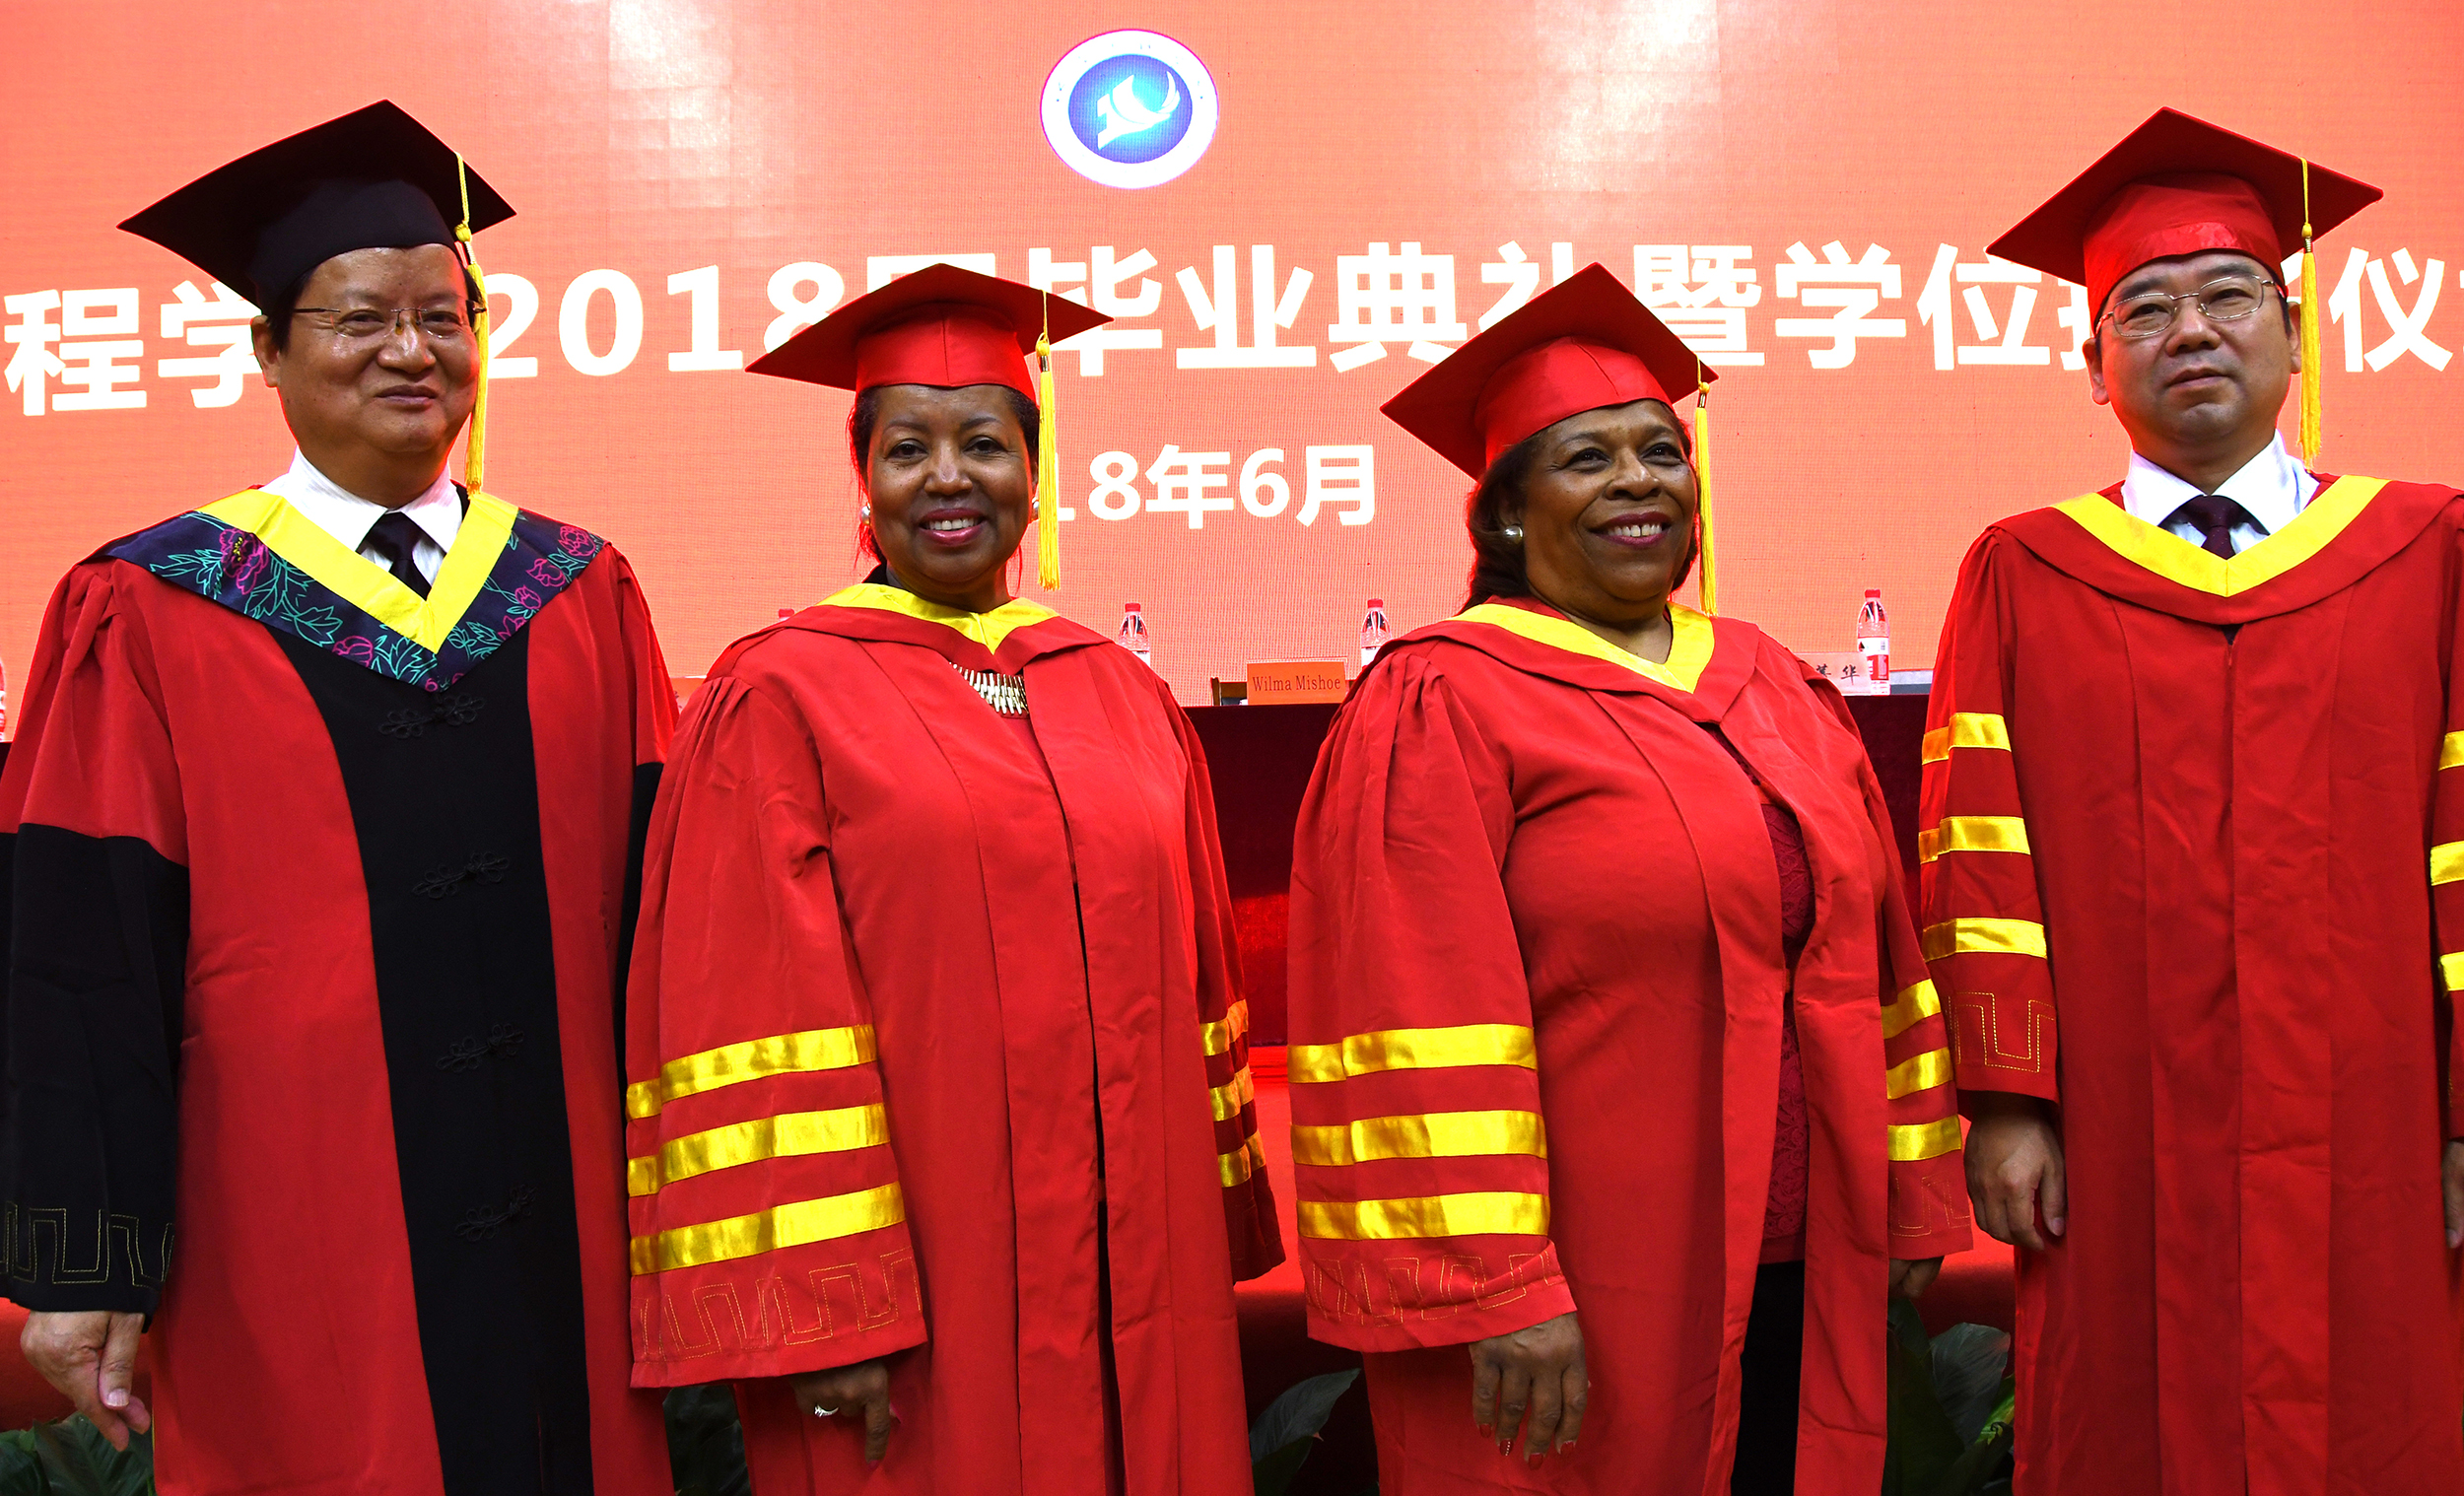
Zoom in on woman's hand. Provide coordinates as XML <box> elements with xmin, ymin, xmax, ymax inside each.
<box><xmin>1469</xmin><ymin>1311</ymin><xmax>1586</xmax><ymax>1464</ymax></box>
<box><xmin>1965</xmin><ymin>1092</ymin><xmax>2066</xmax><ymax>1251</ymax></box>
<box><xmin>1891</xmin><ymin>1258</ymin><xmax>1944</xmax><ymax>1298</ymax></box>
<box><xmin>789</xmin><ymin>1358</ymin><xmax>895</xmax><ymax>1463</ymax></box>
<box><xmin>21</xmin><ymin>1311</ymin><xmax>149</xmax><ymax>1451</ymax></box>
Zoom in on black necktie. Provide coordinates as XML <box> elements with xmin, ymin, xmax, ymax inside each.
<box><xmin>365</xmin><ymin>511</ymin><xmax>433</xmax><ymax>598</ymax></box>
<box><xmin>2168</xmin><ymin>494</ymin><xmax>2253</xmax><ymax>560</ymax></box>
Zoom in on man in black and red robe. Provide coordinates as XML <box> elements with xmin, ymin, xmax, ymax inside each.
<box><xmin>0</xmin><ymin>102</ymin><xmax>675</xmax><ymax>1495</ymax></box>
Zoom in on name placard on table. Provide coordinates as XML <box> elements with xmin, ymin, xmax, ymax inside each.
<box><xmin>1246</xmin><ymin>660</ymin><xmax>1349</xmax><ymax>705</ymax></box>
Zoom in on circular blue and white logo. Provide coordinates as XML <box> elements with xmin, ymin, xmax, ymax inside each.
<box><xmin>1041</xmin><ymin>31</ymin><xmax>1217</xmax><ymax>189</ymax></box>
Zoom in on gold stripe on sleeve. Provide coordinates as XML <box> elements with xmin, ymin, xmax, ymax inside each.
<box><xmin>1920</xmin><ymin>713</ymin><xmax>2012</xmax><ymax>764</ymax></box>
<box><xmin>1918</xmin><ymin>815</ymin><xmax>2030</xmax><ymax>863</ymax></box>
<box><xmin>2433</xmin><ymin>842</ymin><xmax>2464</xmax><ymax>886</ymax></box>
<box><xmin>1209</xmin><ymin>1066</ymin><xmax>1257</xmax><ymax>1122</ymax></box>
<box><xmin>627</xmin><ymin>1105</ymin><xmax>891</xmax><ymax>1197</ymax></box>
<box><xmin>626</xmin><ymin>1025</ymin><xmax>877</xmax><ymax>1120</ymax></box>
<box><xmin>1880</xmin><ymin>980</ymin><xmax>1943</xmax><ymax>1041</ymax></box>
<box><xmin>1888</xmin><ymin>1118</ymin><xmax>1963</xmax><ymax>1162</ymax></box>
<box><xmin>1921</xmin><ymin>918</ymin><xmax>2047</xmax><ymax>962</ymax></box>
<box><xmin>628</xmin><ymin>1182</ymin><xmax>906</xmax><ymax>1274</ymax></box>
<box><xmin>1218</xmin><ymin>1134</ymin><xmax>1267</xmax><ymax>1188</ymax></box>
<box><xmin>2441</xmin><ymin>953</ymin><xmax>2464</xmax><ymax>993</ymax></box>
<box><xmin>1200</xmin><ymin>1000</ymin><xmax>1251</xmax><ymax>1057</ymax></box>
<box><xmin>1287</xmin><ymin>1024</ymin><xmax>1539</xmax><ymax>1084</ymax></box>
<box><xmin>1884</xmin><ymin>1049</ymin><xmax>1954</xmax><ymax>1100</ymax></box>
<box><xmin>1291</xmin><ymin>1110</ymin><xmax>1547</xmax><ymax>1168</ymax></box>
<box><xmin>1297</xmin><ymin>1190</ymin><xmax>1549</xmax><ymax>1241</ymax></box>
<box><xmin>2443</xmin><ymin>732</ymin><xmax>2464</xmax><ymax>771</ymax></box>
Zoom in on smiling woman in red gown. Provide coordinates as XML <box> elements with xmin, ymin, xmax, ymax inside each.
<box><xmin>622</xmin><ymin>266</ymin><xmax>1279</xmax><ymax>1495</ymax></box>
<box><xmin>1286</xmin><ymin>266</ymin><xmax>1971</xmax><ymax>1495</ymax></box>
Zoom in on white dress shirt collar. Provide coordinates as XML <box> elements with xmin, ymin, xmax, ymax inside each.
<box><xmin>260</xmin><ymin>450</ymin><xmax>462</xmax><ymax>576</ymax></box>
<box><xmin>2120</xmin><ymin>432</ymin><xmax>2317</xmax><ymax>542</ymax></box>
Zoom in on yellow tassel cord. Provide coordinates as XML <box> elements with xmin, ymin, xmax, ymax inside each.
<box><xmin>455</xmin><ymin>154</ymin><xmax>492</xmax><ymax>492</ymax></box>
<box><xmin>2297</xmin><ymin>158</ymin><xmax>2323</xmax><ymax>467</ymax></box>
<box><xmin>1691</xmin><ymin>362</ymin><xmax>1717</xmax><ymax>616</ymax></box>
<box><xmin>1035</xmin><ymin>294</ymin><xmax>1061</xmax><ymax>590</ymax></box>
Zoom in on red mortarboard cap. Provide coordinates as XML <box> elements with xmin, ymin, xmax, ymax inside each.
<box><xmin>119</xmin><ymin>101</ymin><xmax>512</xmax><ymax>306</ymax></box>
<box><xmin>1988</xmin><ymin>107</ymin><xmax>2380</xmax><ymax>315</ymax></box>
<box><xmin>748</xmin><ymin>263</ymin><xmax>1111</xmax><ymax>401</ymax></box>
<box><xmin>1381</xmin><ymin>263</ymin><xmax>1715</xmax><ymax>479</ymax></box>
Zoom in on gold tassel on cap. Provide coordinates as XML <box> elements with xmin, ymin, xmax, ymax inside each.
<box><xmin>2297</xmin><ymin>157</ymin><xmax>2323</xmax><ymax>467</ymax></box>
<box><xmin>455</xmin><ymin>153</ymin><xmax>493</xmax><ymax>492</ymax></box>
<box><xmin>1035</xmin><ymin>294</ymin><xmax>1061</xmax><ymax>590</ymax></box>
<box><xmin>1692</xmin><ymin>360</ymin><xmax>1717</xmax><ymax>616</ymax></box>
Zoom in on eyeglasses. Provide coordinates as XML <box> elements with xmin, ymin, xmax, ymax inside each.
<box><xmin>289</xmin><ymin>306</ymin><xmax>477</xmax><ymax>344</ymax></box>
<box><xmin>2099</xmin><ymin>275</ymin><xmax>2274</xmax><ymax>340</ymax></box>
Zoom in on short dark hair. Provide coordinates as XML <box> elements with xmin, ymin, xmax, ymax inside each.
<box><xmin>1461</xmin><ymin>417</ymin><xmax>1696</xmax><ymax>609</ymax></box>
<box><xmin>845</xmin><ymin>383</ymin><xmax>1042</xmax><ymax>563</ymax></box>
<box><xmin>258</xmin><ymin>275</ymin><xmax>304</xmax><ymax>354</ymax></box>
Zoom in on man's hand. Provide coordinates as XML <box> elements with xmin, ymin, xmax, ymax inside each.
<box><xmin>1891</xmin><ymin>1258</ymin><xmax>1944</xmax><ymax>1299</ymax></box>
<box><xmin>1965</xmin><ymin>1092</ymin><xmax>2066</xmax><ymax>1251</ymax></box>
<box><xmin>1469</xmin><ymin>1311</ymin><xmax>1585</xmax><ymax>1464</ymax></box>
<box><xmin>2443</xmin><ymin>1139</ymin><xmax>2464</xmax><ymax>1250</ymax></box>
<box><xmin>21</xmin><ymin>1311</ymin><xmax>148</xmax><ymax>1451</ymax></box>
<box><xmin>789</xmin><ymin>1358</ymin><xmax>895</xmax><ymax>1463</ymax></box>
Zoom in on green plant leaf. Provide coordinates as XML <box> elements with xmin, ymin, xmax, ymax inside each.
<box><xmin>1252</xmin><ymin>1438</ymin><xmax>1315</xmax><ymax>1496</ymax></box>
<box><xmin>32</xmin><ymin>1420</ymin><xmax>152</xmax><ymax>1496</ymax></box>
<box><xmin>1882</xmin><ymin>1300</ymin><xmax>1965</xmax><ymax>1496</ymax></box>
<box><xmin>1248</xmin><ymin>1369</ymin><xmax>1360</xmax><ymax>1463</ymax></box>
<box><xmin>1929</xmin><ymin>1325</ymin><xmax>2013</xmax><ymax>1447</ymax></box>
<box><xmin>1908</xmin><ymin>1376</ymin><xmax>2017</xmax><ymax>1496</ymax></box>
<box><xmin>663</xmin><ymin>1385</ymin><xmax>751</xmax><ymax>1496</ymax></box>
<box><xmin>1249</xmin><ymin>1369</ymin><xmax>1361</xmax><ymax>1496</ymax></box>
<box><xmin>0</xmin><ymin>1435</ymin><xmax>44</xmax><ymax>1496</ymax></box>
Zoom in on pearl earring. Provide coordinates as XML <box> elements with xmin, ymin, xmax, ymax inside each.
<box><xmin>860</xmin><ymin>504</ymin><xmax>871</xmax><ymax>520</ymax></box>
<box><xmin>1503</xmin><ymin>524</ymin><xmax>1524</xmax><ymax>542</ymax></box>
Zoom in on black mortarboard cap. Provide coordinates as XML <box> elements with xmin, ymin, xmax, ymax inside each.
<box><xmin>117</xmin><ymin>101</ymin><xmax>513</xmax><ymax>305</ymax></box>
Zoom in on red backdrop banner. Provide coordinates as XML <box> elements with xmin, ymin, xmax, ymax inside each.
<box><xmin>5</xmin><ymin>2</ymin><xmax>2461</xmax><ymax>706</ymax></box>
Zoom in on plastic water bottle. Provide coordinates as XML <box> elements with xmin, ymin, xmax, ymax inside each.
<box><xmin>1118</xmin><ymin>602</ymin><xmax>1155</xmax><ymax>671</ymax></box>
<box><xmin>1857</xmin><ymin>588</ymin><xmax>1890</xmax><ymax>692</ymax></box>
<box><xmin>1359</xmin><ymin>598</ymin><xmax>1391</xmax><ymax>670</ymax></box>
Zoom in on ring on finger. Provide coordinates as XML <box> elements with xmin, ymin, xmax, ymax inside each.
<box><xmin>812</xmin><ymin>1404</ymin><xmax>838</xmax><ymax>1417</ymax></box>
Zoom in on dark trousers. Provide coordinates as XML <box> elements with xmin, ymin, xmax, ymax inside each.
<box><xmin>1729</xmin><ymin>1259</ymin><xmax>1806</xmax><ymax>1495</ymax></box>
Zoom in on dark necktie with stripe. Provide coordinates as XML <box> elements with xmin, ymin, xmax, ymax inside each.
<box><xmin>2167</xmin><ymin>493</ymin><xmax>2253</xmax><ymax>560</ymax></box>
<box><xmin>365</xmin><ymin>511</ymin><xmax>433</xmax><ymax>598</ymax></box>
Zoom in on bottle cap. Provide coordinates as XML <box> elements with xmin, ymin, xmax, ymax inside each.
<box><xmin>1367</xmin><ymin>598</ymin><xmax>1383</xmax><ymax>608</ymax></box>
<box><xmin>1125</xmin><ymin>602</ymin><xmax>1142</xmax><ymax>611</ymax></box>
<box><xmin>1865</xmin><ymin>588</ymin><xmax>1882</xmax><ymax>596</ymax></box>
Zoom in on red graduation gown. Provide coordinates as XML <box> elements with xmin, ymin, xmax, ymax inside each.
<box><xmin>1922</xmin><ymin>473</ymin><xmax>2464</xmax><ymax>1495</ymax></box>
<box><xmin>0</xmin><ymin>489</ymin><xmax>675</xmax><ymax>1495</ymax></box>
<box><xmin>1287</xmin><ymin>599</ymin><xmax>1969</xmax><ymax>1496</ymax></box>
<box><xmin>624</xmin><ymin>583</ymin><xmax>1279</xmax><ymax>1495</ymax></box>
